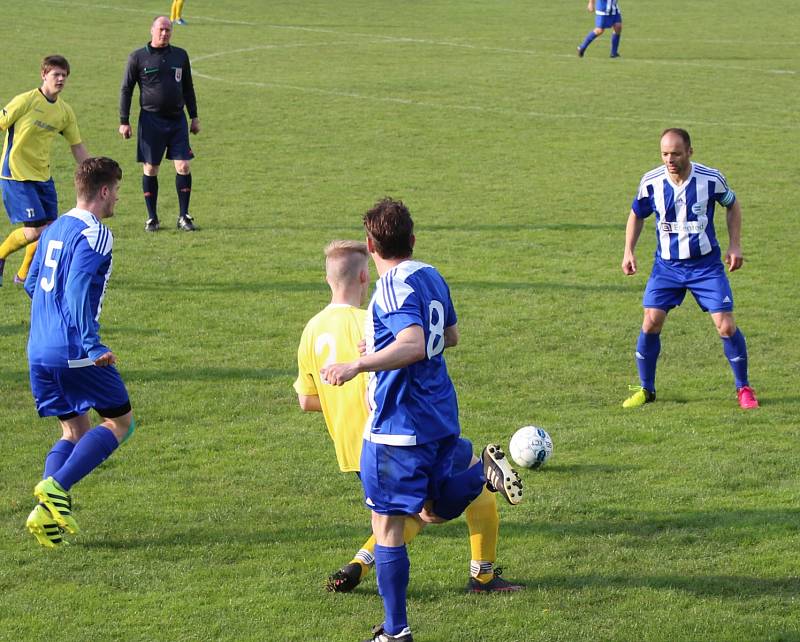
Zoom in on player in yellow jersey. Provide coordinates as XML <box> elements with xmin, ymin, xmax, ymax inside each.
<box><xmin>294</xmin><ymin>240</ymin><xmax>524</xmax><ymax>594</ymax></box>
<box><xmin>170</xmin><ymin>0</ymin><xmax>187</xmax><ymax>25</ymax></box>
<box><xmin>0</xmin><ymin>55</ymin><xmax>89</xmax><ymax>287</ymax></box>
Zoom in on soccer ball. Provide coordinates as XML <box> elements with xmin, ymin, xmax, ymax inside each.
<box><xmin>509</xmin><ymin>426</ymin><xmax>553</xmax><ymax>469</ymax></box>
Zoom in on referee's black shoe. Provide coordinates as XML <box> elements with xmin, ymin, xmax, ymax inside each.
<box><xmin>177</xmin><ymin>214</ymin><xmax>197</xmax><ymax>231</ymax></box>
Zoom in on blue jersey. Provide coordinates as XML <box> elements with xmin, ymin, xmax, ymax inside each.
<box><xmin>364</xmin><ymin>260</ymin><xmax>460</xmax><ymax>446</ymax></box>
<box><xmin>632</xmin><ymin>162</ymin><xmax>736</xmax><ymax>262</ymax></box>
<box><xmin>25</xmin><ymin>208</ymin><xmax>114</xmax><ymax>367</ymax></box>
<box><xmin>595</xmin><ymin>0</ymin><xmax>621</xmax><ymax>16</ymax></box>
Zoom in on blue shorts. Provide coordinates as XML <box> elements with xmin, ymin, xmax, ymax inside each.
<box><xmin>30</xmin><ymin>363</ymin><xmax>131</xmax><ymax>419</ymax></box>
<box><xmin>1</xmin><ymin>178</ymin><xmax>58</xmax><ymax>225</ymax></box>
<box><xmin>360</xmin><ymin>435</ymin><xmax>459</xmax><ymax>515</ymax></box>
<box><xmin>595</xmin><ymin>13</ymin><xmax>622</xmax><ymax>29</ymax></box>
<box><xmin>643</xmin><ymin>256</ymin><xmax>734</xmax><ymax>313</ymax></box>
<box><xmin>137</xmin><ymin>111</ymin><xmax>194</xmax><ymax>164</ymax></box>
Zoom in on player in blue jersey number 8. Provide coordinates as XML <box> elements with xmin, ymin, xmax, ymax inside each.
<box><xmin>621</xmin><ymin>128</ymin><xmax>759</xmax><ymax>411</ymax></box>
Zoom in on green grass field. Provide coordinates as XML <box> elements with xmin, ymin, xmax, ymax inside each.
<box><xmin>1</xmin><ymin>1</ymin><xmax>798</xmax><ymax>640</ymax></box>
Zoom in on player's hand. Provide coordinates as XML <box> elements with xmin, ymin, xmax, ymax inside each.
<box><xmin>357</xmin><ymin>339</ymin><xmax>366</xmax><ymax>356</ymax></box>
<box><xmin>94</xmin><ymin>351</ymin><xmax>117</xmax><ymax>367</ymax></box>
<box><xmin>190</xmin><ymin>118</ymin><xmax>200</xmax><ymax>135</ymax></box>
<box><xmin>320</xmin><ymin>362</ymin><xmax>359</xmax><ymax>386</ymax></box>
<box><xmin>118</xmin><ymin>124</ymin><xmax>132</xmax><ymax>139</ymax></box>
<box><xmin>587</xmin><ymin>1</ymin><xmax>594</xmax><ymax>11</ymax></box>
<box><xmin>725</xmin><ymin>246</ymin><xmax>744</xmax><ymax>272</ymax></box>
<box><xmin>622</xmin><ymin>252</ymin><xmax>637</xmax><ymax>275</ymax></box>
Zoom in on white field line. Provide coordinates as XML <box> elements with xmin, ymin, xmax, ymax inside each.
<box><xmin>37</xmin><ymin>0</ymin><xmax>798</xmax><ymax>74</ymax></box>
<box><xmin>193</xmin><ymin>70</ymin><xmax>795</xmax><ymax>131</ymax></box>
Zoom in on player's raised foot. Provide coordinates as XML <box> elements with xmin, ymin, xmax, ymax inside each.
<box><xmin>577</xmin><ymin>46</ymin><xmax>585</xmax><ymax>58</ymax></box>
<box><xmin>144</xmin><ymin>217</ymin><xmax>160</xmax><ymax>232</ymax></box>
<box><xmin>26</xmin><ymin>503</ymin><xmax>65</xmax><ymax>548</ymax></box>
<box><xmin>467</xmin><ymin>568</ymin><xmax>525</xmax><ymax>593</ymax></box>
<box><xmin>362</xmin><ymin>624</ymin><xmax>413</xmax><ymax>642</ymax></box>
<box><xmin>177</xmin><ymin>214</ymin><xmax>196</xmax><ymax>231</ymax></box>
<box><xmin>33</xmin><ymin>477</ymin><xmax>78</xmax><ymax>534</ymax></box>
<box><xmin>326</xmin><ymin>562</ymin><xmax>363</xmax><ymax>593</ymax></box>
<box><xmin>737</xmin><ymin>385</ymin><xmax>759</xmax><ymax>409</ymax></box>
<box><xmin>482</xmin><ymin>444</ymin><xmax>523</xmax><ymax>505</ymax></box>
<box><xmin>622</xmin><ymin>385</ymin><xmax>656</xmax><ymax>408</ymax></box>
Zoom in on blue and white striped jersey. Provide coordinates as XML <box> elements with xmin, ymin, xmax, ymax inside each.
<box><xmin>632</xmin><ymin>162</ymin><xmax>736</xmax><ymax>261</ymax></box>
<box><xmin>364</xmin><ymin>260</ymin><xmax>460</xmax><ymax>446</ymax></box>
<box><xmin>25</xmin><ymin>208</ymin><xmax>114</xmax><ymax>366</ymax></box>
<box><xmin>595</xmin><ymin>0</ymin><xmax>621</xmax><ymax>16</ymax></box>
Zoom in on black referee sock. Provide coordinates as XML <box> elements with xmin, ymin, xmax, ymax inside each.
<box><xmin>176</xmin><ymin>173</ymin><xmax>192</xmax><ymax>217</ymax></box>
<box><xmin>143</xmin><ymin>175</ymin><xmax>159</xmax><ymax>220</ymax></box>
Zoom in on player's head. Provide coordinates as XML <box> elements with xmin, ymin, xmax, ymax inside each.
<box><xmin>363</xmin><ymin>198</ymin><xmax>415</xmax><ymax>260</ymax></box>
<box><xmin>660</xmin><ymin>128</ymin><xmax>693</xmax><ymax>176</ymax></box>
<box><xmin>40</xmin><ymin>55</ymin><xmax>71</xmax><ymax>96</ymax></box>
<box><xmin>324</xmin><ymin>240</ymin><xmax>370</xmax><ymax>303</ymax></box>
<box><xmin>75</xmin><ymin>157</ymin><xmax>123</xmax><ymax>219</ymax></box>
<box><xmin>150</xmin><ymin>16</ymin><xmax>173</xmax><ymax>47</ymax></box>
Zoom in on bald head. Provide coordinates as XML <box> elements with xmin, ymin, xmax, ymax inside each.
<box><xmin>150</xmin><ymin>16</ymin><xmax>173</xmax><ymax>48</ymax></box>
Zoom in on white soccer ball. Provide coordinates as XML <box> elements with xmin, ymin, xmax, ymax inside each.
<box><xmin>509</xmin><ymin>425</ymin><xmax>553</xmax><ymax>469</ymax></box>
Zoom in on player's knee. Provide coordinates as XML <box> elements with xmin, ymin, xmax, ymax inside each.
<box><xmin>594</xmin><ymin>27</ymin><xmax>605</xmax><ymax>35</ymax></box>
<box><xmin>642</xmin><ymin>311</ymin><xmax>665</xmax><ymax>333</ymax></box>
<box><xmin>143</xmin><ymin>163</ymin><xmax>160</xmax><ymax>176</ymax></box>
<box><xmin>715</xmin><ymin>315</ymin><xmax>737</xmax><ymax>337</ymax></box>
<box><xmin>175</xmin><ymin>160</ymin><xmax>191</xmax><ymax>175</ymax></box>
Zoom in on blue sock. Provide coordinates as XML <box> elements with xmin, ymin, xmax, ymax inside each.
<box><xmin>432</xmin><ymin>460</ymin><xmax>485</xmax><ymax>521</ymax></box>
<box><xmin>52</xmin><ymin>426</ymin><xmax>119</xmax><ymax>491</ymax></box>
<box><xmin>636</xmin><ymin>331</ymin><xmax>661</xmax><ymax>392</ymax></box>
<box><xmin>579</xmin><ymin>31</ymin><xmax>598</xmax><ymax>52</ymax></box>
<box><xmin>611</xmin><ymin>33</ymin><xmax>621</xmax><ymax>55</ymax></box>
<box><xmin>176</xmin><ymin>173</ymin><xmax>192</xmax><ymax>216</ymax></box>
<box><xmin>374</xmin><ymin>544</ymin><xmax>410</xmax><ymax>636</ymax></box>
<box><xmin>44</xmin><ymin>440</ymin><xmax>75</xmax><ymax>479</ymax></box>
<box><xmin>143</xmin><ymin>175</ymin><xmax>159</xmax><ymax>219</ymax></box>
<box><xmin>722</xmin><ymin>328</ymin><xmax>749</xmax><ymax>389</ymax></box>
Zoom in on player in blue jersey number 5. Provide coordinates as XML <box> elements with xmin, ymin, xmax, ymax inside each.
<box><xmin>24</xmin><ymin>157</ymin><xmax>135</xmax><ymax>548</ymax></box>
<box><xmin>621</xmin><ymin>128</ymin><xmax>759</xmax><ymax>410</ymax></box>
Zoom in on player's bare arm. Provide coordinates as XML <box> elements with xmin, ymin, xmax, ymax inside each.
<box><xmin>71</xmin><ymin>143</ymin><xmax>90</xmax><ymax>164</ymax></box>
<box><xmin>622</xmin><ymin>210</ymin><xmax>644</xmax><ymax>275</ymax></box>
<box><xmin>321</xmin><ymin>325</ymin><xmax>425</xmax><ymax>386</ymax></box>
<box><xmin>297</xmin><ymin>394</ymin><xmax>322</xmax><ymax>412</ymax></box>
<box><xmin>724</xmin><ymin>200</ymin><xmax>744</xmax><ymax>272</ymax></box>
<box><xmin>444</xmin><ymin>324</ymin><xmax>459</xmax><ymax>349</ymax></box>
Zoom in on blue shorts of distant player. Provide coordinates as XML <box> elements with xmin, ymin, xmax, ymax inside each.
<box><xmin>1</xmin><ymin>178</ymin><xmax>58</xmax><ymax>225</ymax></box>
<box><xmin>30</xmin><ymin>363</ymin><xmax>131</xmax><ymax>420</ymax></box>
<box><xmin>595</xmin><ymin>13</ymin><xmax>622</xmax><ymax>29</ymax></box>
<box><xmin>643</xmin><ymin>256</ymin><xmax>734</xmax><ymax>313</ymax></box>
<box><xmin>137</xmin><ymin>111</ymin><xmax>194</xmax><ymax>164</ymax></box>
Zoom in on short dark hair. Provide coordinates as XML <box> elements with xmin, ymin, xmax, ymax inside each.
<box><xmin>74</xmin><ymin>157</ymin><xmax>123</xmax><ymax>201</ymax></box>
<box><xmin>363</xmin><ymin>198</ymin><xmax>414</xmax><ymax>259</ymax></box>
<box><xmin>41</xmin><ymin>55</ymin><xmax>70</xmax><ymax>76</ymax></box>
<box><xmin>661</xmin><ymin>127</ymin><xmax>691</xmax><ymax>148</ymax></box>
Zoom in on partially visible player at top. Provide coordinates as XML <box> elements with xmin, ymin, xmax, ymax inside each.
<box><xmin>321</xmin><ymin>199</ymin><xmax>523</xmax><ymax>642</ymax></box>
<box><xmin>621</xmin><ymin>128</ymin><xmax>759</xmax><ymax>410</ymax></box>
<box><xmin>170</xmin><ymin>0</ymin><xmax>187</xmax><ymax>25</ymax></box>
<box><xmin>119</xmin><ymin>16</ymin><xmax>200</xmax><ymax>232</ymax></box>
<box><xmin>23</xmin><ymin>157</ymin><xmax>134</xmax><ymax>548</ymax></box>
<box><xmin>294</xmin><ymin>240</ymin><xmax>524</xmax><ymax>596</ymax></box>
<box><xmin>577</xmin><ymin>0</ymin><xmax>622</xmax><ymax>58</ymax></box>
<box><xmin>0</xmin><ymin>55</ymin><xmax>89</xmax><ymax>288</ymax></box>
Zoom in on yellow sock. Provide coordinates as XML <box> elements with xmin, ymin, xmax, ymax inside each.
<box><xmin>16</xmin><ymin>240</ymin><xmax>37</xmax><ymax>281</ymax></box>
<box><xmin>0</xmin><ymin>227</ymin><xmax>29</xmax><ymax>260</ymax></box>
<box><xmin>465</xmin><ymin>485</ymin><xmax>499</xmax><ymax>583</ymax></box>
<box><xmin>171</xmin><ymin>0</ymin><xmax>184</xmax><ymax>21</ymax></box>
<box><xmin>348</xmin><ymin>516</ymin><xmax>423</xmax><ymax>579</ymax></box>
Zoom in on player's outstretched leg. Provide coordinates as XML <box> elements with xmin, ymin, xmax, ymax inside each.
<box><xmin>26</xmin><ymin>503</ymin><xmax>65</xmax><ymax>548</ymax></box>
<box><xmin>33</xmin><ymin>477</ymin><xmax>79</xmax><ymax>534</ymax></box>
<box><xmin>481</xmin><ymin>445</ymin><xmax>523</xmax><ymax>505</ymax></box>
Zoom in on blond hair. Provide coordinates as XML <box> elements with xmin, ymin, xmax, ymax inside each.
<box><xmin>324</xmin><ymin>240</ymin><xmax>368</xmax><ymax>287</ymax></box>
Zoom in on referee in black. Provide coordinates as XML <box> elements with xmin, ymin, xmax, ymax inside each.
<box><xmin>119</xmin><ymin>15</ymin><xmax>199</xmax><ymax>232</ymax></box>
